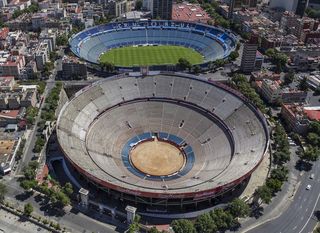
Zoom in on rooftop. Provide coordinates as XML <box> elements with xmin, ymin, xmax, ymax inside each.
<box><xmin>172</xmin><ymin>2</ymin><xmax>211</xmax><ymax>23</ymax></box>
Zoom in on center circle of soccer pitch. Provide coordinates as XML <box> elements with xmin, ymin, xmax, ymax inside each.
<box><xmin>129</xmin><ymin>138</ymin><xmax>186</xmax><ymax>177</ymax></box>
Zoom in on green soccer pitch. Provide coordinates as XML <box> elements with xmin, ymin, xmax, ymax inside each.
<box><xmin>99</xmin><ymin>45</ymin><xmax>204</xmax><ymax>67</ymax></box>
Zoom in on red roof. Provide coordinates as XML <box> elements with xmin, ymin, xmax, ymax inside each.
<box><xmin>0</xmin><ymin>28</ymin><xmax>9</xmax><ymax>40</ymax></box>
<box><xmin>172</xmin><ymin>3</ymin><xmax>211</xmax><ymax>23</ymax></box>
<box><xmin>0</xmin><ymin>110</ymin><xmax>20</xmax><ymax>119</ymax></box>
<box><xmin>304</xmin><ymin>109</ymin><xmax>320</xmax><ymax>121</ymax></box>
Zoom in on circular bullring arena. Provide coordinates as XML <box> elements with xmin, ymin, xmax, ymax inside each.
<box><xmin>56</xmin><ymin>72</ymin><xmax>269</xmax><ymax>210</ymax></box>
<box><xmin>68</xmin><ymin>20</ymin><xmax>237</xmax><ymax>68</ymax></box>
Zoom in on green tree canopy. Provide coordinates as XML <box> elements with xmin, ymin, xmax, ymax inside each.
<box><xmin>177</xmin><ymin>58</ymin><xmax>192</xmax><ymax>71</ymax></box>
<box><xmin>283</xmin><ymin>71</ymin><xmax>295</xmax><ymax>85</ymax></box>
<box><xmin>24</xmin><ymin>203</ymin><xmax>34</xmax><ymax>216</ymax></box>
<box><xmin>228</xmin><ymin>198</ymin><xmax>250</xmax><ymax>218</ymax></box>
<box><xmin>299</xmin><ymin>146</ymin><xmax>320</xmax><ymax>162</ymax></box>
<box><xmin>171</xmin><ymin>219</ymin><xmax>196</xmax><ymax>233</ymax></box>
<box><xmin>194</xmin><ymin>213</ymin><xmax>217</xmax><ymax>233</ymax></box>
<box><xmin>270</xmin><ymin>166</ymin><xmax>288</xmax><ymax>182</ymax></box>
<box><xmin>255</xmin><ymin>185</ymin><xmax>272</xmax><ymax>204</ymax></box>
<box><xmin>266</xmin><ymin>178</ymin><xmax>283</xmax><ymax>193</ymax></box>
<box><xmin>210</xmin><ymin>208</ymin><xmax>234</xmax><ymax>230</ymax></box>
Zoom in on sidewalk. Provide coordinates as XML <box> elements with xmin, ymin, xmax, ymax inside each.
<box><xmin>235</xmin><ymin>146</ymin><xmax>301</xmax><ymax>233</ymax></box>
<box><xmin>0</xmin><ymin>206</ymin><xmax>51</xmax><ymax>233</ymax></box>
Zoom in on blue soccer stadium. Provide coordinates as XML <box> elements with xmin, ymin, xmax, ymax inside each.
<box><xmin>69</xmin><ymin>20</ymin><xmax>237</xmax><ymax>68</ymax></box>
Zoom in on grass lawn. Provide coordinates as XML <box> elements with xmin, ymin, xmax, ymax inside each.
<box><xmin>99</xmin><ymin>45</ymin><xmax>203</xmax><ymax>67</ymax></box>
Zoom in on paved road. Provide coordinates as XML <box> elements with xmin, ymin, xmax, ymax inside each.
<box><xmin>15</xmin><ymin>68</ymin><xmax>57</xmax><ymax>175</ymax></box>
<box><xmin>247</xmin><ymin>160</ymin><xmax>320</xmax><ymax>233</ymax></box>
<box><xmin>3</xmin><ymin>180</ymin><xmax>122</xmax><ymax>233</ymax></box>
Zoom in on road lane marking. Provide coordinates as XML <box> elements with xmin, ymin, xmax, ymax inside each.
<box><xmin>298</xmin><ymin>191</ymin><xmax>320</xmax><ymax>233</ymax></box>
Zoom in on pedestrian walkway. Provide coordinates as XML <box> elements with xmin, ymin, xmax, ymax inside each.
<box><xmin>240</xmin><ymin>150</ymin><xmax>271</xmax><ymax>201</ymax></box>
<box><xmin>0</xmin><ymin>208</ymin><xmax>50</xmax><ymax>233</ymax></box>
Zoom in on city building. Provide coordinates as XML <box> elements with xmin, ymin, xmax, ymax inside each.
<box><xmin>0</xmin><ymin>76</ymin><xmax>15</xmax><ymax>91</ymax></box>
<box><xmin>7</xmin><ymin>93</ymin><xmax>20</xmax><ymax>109</ymax></box>
<box><xmin>171</xmin><ymin>3</ymin><xmax>211</xmax><ymax>23</ymax></box>
<box><xmin>0</xmin><ymin>139</ymin><xmax>21</xmax><ymax>174</ymax></box>
<box><xmin>250</xmin><ymin>70</ymin><xmax>281</xmax><ymax>82</ymax></box>
<box><xmin>296</xmin><ymin>0</ymin><xmax>309</xmax><ymax>17</ymax></box>
<box><xmin>281</xmin><ymin>103</ymin><xmax>309</xmax><ymax>134</ymax></box>
<box><xmin>229</xmin><ymin>0</ymin><xmax>257</xmax><ymax>18</ymax></box>
<box><xmin>260</xmin><ymin>79</ymin><xmax>282</xmax><ymax>104</ymax></box>
<box><xmin>281</xmin><ymin>88</ymin><xmax>308</xmax><ymax>103</ymax></box>
<box><xmin>303</xmin><ymin>106</ymin><xmax>320</xmax><ymax>121</ymax></box>
<box><xmin>0</xmin><ymin>109</ymin><xmax>23</xmax><ymax>126</ymax></box>
<box><xmin>20</xmin><ymin>90</ymin><xmax>37</xmax><ymax>108</ymax></box>
<box><xmin>61</xmin><ymin>56</ymin><xmax>87</xmax><ymax>79</ymax></box>
<box><xmin>152</xmin><ymin>0</ymin><xmax>173</xmax><ymax>19</ymax></box>
<box><xmin>240</xmin><ymin>35</ymin><xmax>261</xmax><ymax>73</ymax></box>
<box><xmin>269</xmin><ymin>0</ymin><xmax>299</xmax><ymax>12</ymax></box>
<box><xmin>35</xmin><ymin>42</ymin><xmax>50</xmax><ymax>71</ymax></box>
<box><xmin>0</xmin><ymin>0</ymin><xmax>7</xmax><ymax>7</ymax></box>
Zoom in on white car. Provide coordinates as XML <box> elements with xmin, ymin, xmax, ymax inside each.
<box><xmin>306</xmin><ymin>184</ymin><xmax>312</xmax><ymax>190</ymax></box>
<box><xmin>310</xmin><ymin>174</ymin><xmax>315</xmax><ymax>179</ymax></box>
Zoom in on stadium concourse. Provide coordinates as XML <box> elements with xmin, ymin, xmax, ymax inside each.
<box><xmin>56</xmin><ymin>72</ymin><xmax>269</xmax><ymax>212</ymax></box>
<box><xmin>68</xmin><ymin>20</ymin><xmax>237</xmax><ymax>69</ymax></box>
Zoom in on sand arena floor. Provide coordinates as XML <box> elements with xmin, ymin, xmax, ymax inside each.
<box><xmin>130</xmin><ymin>139</ymin><xmax>186</xmax><ymax>176</ymax></box>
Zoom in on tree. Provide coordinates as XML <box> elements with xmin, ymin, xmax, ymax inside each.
<box><xmin>273</xmin><ymin>53</ymin><xmax>288</xmax><ymax>72</ymax></box>
<box><xmin>128</xmin><ymin>215</ymin><xmax>141</xmax><ymax>233</ymax></box>
<box><xmin>0</xmin><ymin>182</ymin><xmax>7</xmax><ymax>203</ymax></box>
<box><xmin>171</xmin><ymin>219</ymin><xmax>196</xmax><ymax>233</ymax></box>
<box><xmin>63</xmin><ymin>182</ymin><xmax>73</xmax><ymax>197</ymax></box>
<box><xmin>229</xmin><ymin>51</ymin><xmax>239</xmax><ymax>61</ymax></box>
<box><xmin>307</xmin><ymin>132</ymin><xmax>320</xmax><ymax>146</ymax></box>
<box><xmin>299</xmin><ymin>146</ymin><xmax>320</xmax><ymax>162</ymax></box>
<box><xmin>24</xmin><ymin>203</ymin><xmax>34</xmax><ymax>216</ymax></box>
<box><xmin>298</xmin><ymin>77</ymin><xmax>308</xmax><ymax>91</ymax></box>
<box><xmin>228</xmin><ymin>198</ymin><xmax>250</xmax><ymax>218</ymax></box>
<box><xmin>265</xmin><ymin>48</ymin><xmax>275</xmax><ymax>58</ymax></box>
<box><xmin>135</xmin><ymin>0</ymin><xmax>143</xmax><ymax>10</ymax></box>
<box><xmin>255</xmin><ymin>185</ymin><xmax>272</xmax><ymax>204</ymax></box>
<box><xmin>266</xmin><ymin>178</ymin><xmax>283</xmax><ymax>193</ymax></box>
<box><xmin>273</xmin><ymin>151</ymin><xmax>290</xmax><ymax>165</ymax></box>
<box><xmin>270</xmin><ymin>166</ymin><xmax>288</xmax><ymax>182</ymax></box>
<box><xmin>214</xmin><ymin>59</ymin><xmax>225</xmax><ymax>68</ymax></box>
<box><xmin>283</xmin><ymin>71</ymin><xmax>295</xmax><ymax>85</ymax></box>
<box><xmin>55</xmin><ymin>191</ymin><xmax>71</xmax><ymax>207</ymax></box>
<box><xmin>194</xmin><ymin>213</ymin><xmax>217</xmax><ymax>233</ymax></box>
<box><xmin>49</xmin><ymin>51</ymin><xmax>59</xmax><ymax>62</ymax></box>
<box><xmin>56</xmin><ymin>34</ymin><xmax>68</xmax><ymax>46</ymax></box>
<box><xmin>309</xmin><ymin>121</ymin><xmax>320</xmax><ymax>135</ymax></box>
<box><xmin>192</xmin><ymin>65</ymin><xmax>201</xmax><ymax>74</ymax></box>
<box><xmin>177</xmin><ymin>58</ymin><xmax>192</xmax><ymax>71</ymax></box>
<box><xmin>20</xmin><ymin>179</ymin><xmax>37</xmax><ymax>190</ymax></box>
<box><xmin>210</xmin><ymin>208</ymin><xmax>234</xmax><ymax>230</ymax></box>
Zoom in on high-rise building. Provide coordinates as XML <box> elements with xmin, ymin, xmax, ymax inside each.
<box><xmin>240</xmin><ymin>35</ymin><xmax>260</xmax><ymax>73</ymax></box>
<box><xmin>270</xmin><ymin>0</ymin><xmax>309</xmax><ymax>17</ymax></box>
<box><xmin>0</xmin><ymin>0</ymin><xmax>7</xmax><ymax>7</ymax></box>
<box><xmin>296</xmin><ymin>0</ymin><xmax>309</xmax><ymax>17</ymax></box>
<box><xmin>152</xmin><ymin>0</ymin><xmax>172</xmax><ymax>19</ymax></box>
<box><xmin>229</xmin><ymin>0</ymin><xmax>257</xmax><ymax>18</ymax></box>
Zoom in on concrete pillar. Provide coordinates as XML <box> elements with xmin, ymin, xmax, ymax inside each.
<box><xmin>125</xmin><ymin>206</ymin><xmax>137</xmax><ymax>224</ymax></box>
<box><xmin>79</xmin><ymin>188</ymin><xmax>89</xmax><ymax>209</ymax></box>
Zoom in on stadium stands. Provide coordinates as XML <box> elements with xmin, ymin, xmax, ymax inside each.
<box><xmin>69</xmin><ymin>20</ymin><xmax>237</xmax><ymax>66</ymax></box>
<box><xmin>57</xmin><ymin>72</ymin><xmax>269</xmax><ymax>206</ymax></box>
